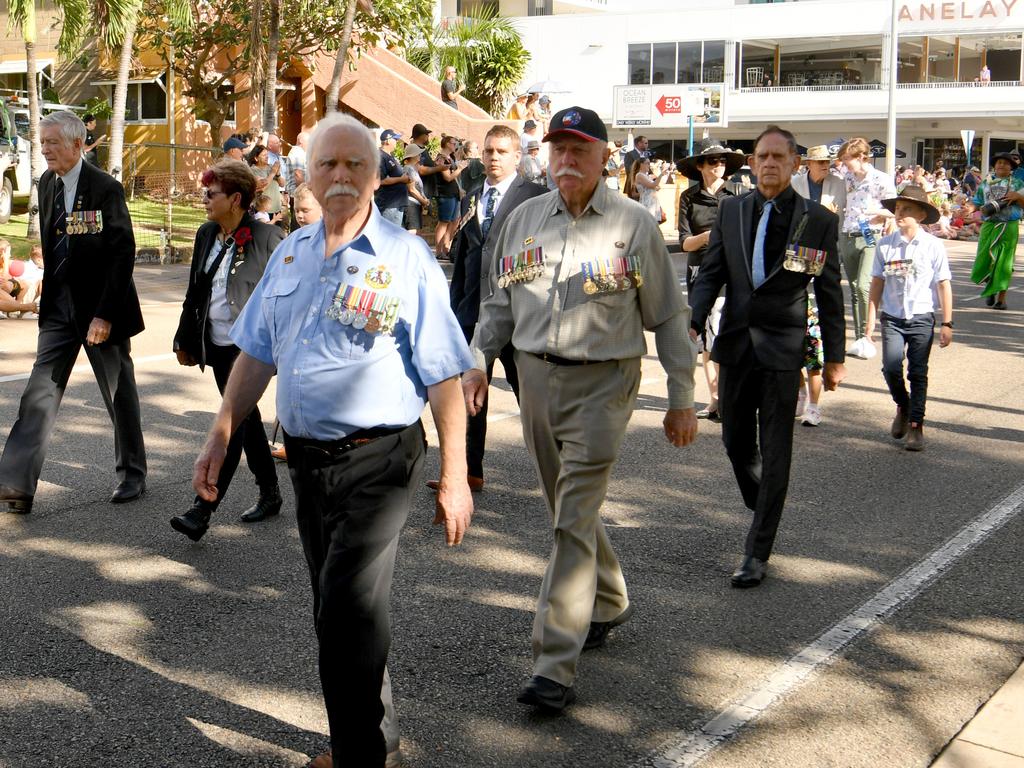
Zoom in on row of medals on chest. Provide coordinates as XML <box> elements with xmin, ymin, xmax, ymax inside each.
<box><xmin>498</xmin><ymin>262</ymin><xmax>644</xmax><ymax>293</ymax></box>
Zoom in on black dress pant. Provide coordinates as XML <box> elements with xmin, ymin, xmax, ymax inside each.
<box><xmin>195</xmin><ymin>340</ymin><xmax>277</xmax><ymax>511</ymax></box>
<box><xmin>462</xmin><ymin>325</ymin><xmax>519</xmax><ymax>479</ymax></box>
<box><xmin>284</xmin><ymin>422</ymin><xmax>425</xmax><ymax>768</ymax></box>
<box><xmin>717</xmin><ymin>355</ymin><xmax>801</xmax><ymax>561</ymax></box>
<box><xmin>0</xmin><ymin>283</ymin><xmax>146</xmax><ymax>495</ymax></box>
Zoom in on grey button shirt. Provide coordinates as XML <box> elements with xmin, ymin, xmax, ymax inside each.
<box><xmin>470</xmin><ymin>182</ymin><xmax>697</xmax><ymax>410</ymax></box>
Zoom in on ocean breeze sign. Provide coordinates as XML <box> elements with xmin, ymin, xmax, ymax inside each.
<box><xmin>612</xmin><ymin>84</ymin><xmax>726</xmax><ymax>129</ymax></box>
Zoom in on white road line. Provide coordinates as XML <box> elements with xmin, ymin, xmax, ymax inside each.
<box><xmin>0</xmin><ymin>352</ymin><xmax>176</xmax><ymax>384</ymax></box>
<box><xmin>637</xmin><ymin>482</ymin><xmax>1024</xmax><ymax>768</ymax></box>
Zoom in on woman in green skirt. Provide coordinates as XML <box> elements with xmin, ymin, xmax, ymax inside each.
<box><xmin>970</xmin><ymin>152</ymin><xmax>1024</xmax><ymax>310</ymax></box>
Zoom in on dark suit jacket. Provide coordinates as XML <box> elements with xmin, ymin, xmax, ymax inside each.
<box><xmin>173</xmin><ymin>214</ymin><xmax>285</xmax><ymax>368</ymax></box>
<box><xmin>449</xmin><ymin>175</ymin><xmax>547</xmax><ymax>328</ymax></box>
<box><xmin>39</xmin><ymin>159</ymin><xmax>143</xmax><ymax>343</ymax></box>
<box><xmin>689</xmin><ymin>188</ymin><xmax>846</xmax><ymax>370</ymax></box>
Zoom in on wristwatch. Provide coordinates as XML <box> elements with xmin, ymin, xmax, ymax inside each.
<box><xmin>941</xmin><ymin>321</ymin><xmax>954</xmax><ymax>328</ymax></box>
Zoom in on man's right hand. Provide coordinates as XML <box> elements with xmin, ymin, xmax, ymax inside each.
<box><xmin>176</xmin><ymin>349</ymin><xmax>198</xmax><ymax>366</ymax></box>
<box><xmin>462</xmin><ymin>368</ymin><xmax>488</xmax><ymax>416</ymax></box>
<box><xmin>193</xmin><ymin>438</ymin><xmax>227</xmax><ymax>503</ymax></box>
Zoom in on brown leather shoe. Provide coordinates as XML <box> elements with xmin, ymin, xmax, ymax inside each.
<box><xmin>426</xmin><ymin>476</ymin><xmax>483</xmax><ymax>492</ymax></box>
<box><xmin>905</xmin><ymin>423</ymin><xmax>925</xmax><ymax>451</ymax></box>
<box><xmin>307</xmin><ymin>748</ymin><xmax>403</xmax><ymax>767</ymax></box>
<box><xmin>270</xmin><ymin>445</ymin><xmax>287</xmax><ymax>461</ymax></box>
<box><xmin>891</xmin><ymin>407</ymin><xmax>910</xmax><ymax>439</ymax></box>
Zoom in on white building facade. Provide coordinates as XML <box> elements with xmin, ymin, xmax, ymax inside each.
<box><xmin>443</xmin><ymin>0</ymin><xmax>1024</xmax><ymax>173</ymax></box>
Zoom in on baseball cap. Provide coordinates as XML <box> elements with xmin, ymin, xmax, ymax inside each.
<box><xmin>380</xmin><ymin>128</ymin><xmax>402</xmax><ymax>143</ymax></box>
<box><xmin>411</xmin><ymin>123</ymin><xmax>432</xmax><ymax>138</ymax></box>
<box><xmin>222</xmin><ymin>136</ymin><xmax>246</xmax><ymax>152</ymax></box>
<box><xmin>543</xmin><ymin>106</ymin><xmax>608</xmax><ymax>143</ymax></box>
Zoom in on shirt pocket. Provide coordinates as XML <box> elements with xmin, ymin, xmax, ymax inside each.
<box><xmin>263</xmin><ymin>277</ymin><xmax>301</xmax><ymax>357</ymax></box>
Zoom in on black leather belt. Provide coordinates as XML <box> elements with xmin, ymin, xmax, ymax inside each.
<box><xmin>284</xmin><ymin>425</ymin><xmax>407</xmax><ymax>461</ymax></box>
<box><xmin>529</xmin><ymin>351</ymin><xmax>609</xmax><ymax>367</ymax></box>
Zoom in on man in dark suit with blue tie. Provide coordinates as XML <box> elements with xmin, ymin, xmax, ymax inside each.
<box><xmin>0</xmin><ymin>111</ymin><xmax>146</xmax><ymax>514</ymax></box>
<box><xmin>689</xmin><ymin>125</ymin><xmax>847</xmax><ymax>587</ymax></box>
<box><xmin>428</xmin><ymin>124</ymin><xmax>546</xmax><ymax>491</ymax></box>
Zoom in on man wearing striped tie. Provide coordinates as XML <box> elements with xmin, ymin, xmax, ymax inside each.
<box><xmin>0</xmin><ymin>111</ymin><xmax>146</xmax><ymax>514</ymax></box>
<box><xmin>433</xmin><ymin>124</ymin><xmax>545</xmax><ymax>492</ymax></box>
<box><xmin>689</xmin><ymin>125</ymin><xmax>847</xmax><ymax>588</ymax></box>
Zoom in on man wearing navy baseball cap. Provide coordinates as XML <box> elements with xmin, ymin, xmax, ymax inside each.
<box><xmin>464</xmin><ymin>105</ymin><xmax>698</xmax><ymax>710</ymax></box>
<box><xmin>376</xmin><ymin>128</ymin><xmax>410</xmax><ymax>227</ymax></box>
<box><xmin>222</xmin><ymin>136</ymin><xmax>246</xmax><ymax>161</ymax></box>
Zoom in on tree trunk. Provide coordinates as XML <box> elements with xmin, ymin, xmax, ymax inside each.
<box><xmin>325</xmin><ymin>0</ymin><xmax>358</xmax><ymax>115</ymax></box>
<box><xmin>107</xmin><ymin>13</ymin><xmax>139</xmax><ymax>182</ymax></box>
<box><xmin>261</xmin><ymin>0</ymin><xmax>280</xmax><ymax>133</ymax></box>
<box><xmin>23</xmin><ymin>5</ymin><xmax>42</xmax><ymax>241</ymax></box>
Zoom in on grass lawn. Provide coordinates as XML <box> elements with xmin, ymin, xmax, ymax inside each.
<box><xmin>1</xmin><ymin>196</ymin><xmax>208</xmax><ymax>257</ymax></box>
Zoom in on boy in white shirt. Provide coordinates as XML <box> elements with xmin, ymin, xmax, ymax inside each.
<box><xmin>865</xmin><ymin>184</ymin><xmax>954</xmax><ymax>452</ymax></box>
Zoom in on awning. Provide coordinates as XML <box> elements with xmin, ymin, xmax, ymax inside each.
<box><xmin>869</xmin><ymin>139</ymin><xmax>907</xmax><ymax>159</ymax></box>
<box><xmin>0</xmin><ymin>58</ymin><xmax>54</xmax><ymax>74</ymax></box>
<box><xmin>90</xmin><ymin>69</ymin><xmax>165</xmax><ymax>87</ymax></box>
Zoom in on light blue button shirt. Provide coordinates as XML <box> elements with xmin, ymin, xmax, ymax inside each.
<box><xmin>230</xmin><ymin>207</ymin><xmax>474</xmax><ymax>440</ymax></box>
<box><xmin>871</xmin><ymin>229</ymin><xmax>952</xmax><ymax>319</ymax></box>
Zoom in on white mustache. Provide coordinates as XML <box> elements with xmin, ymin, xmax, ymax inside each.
<box><xmin>554</xmin><ymin>168</ymin><xmax>585</xmax><ymax>179</ymax></box>
<box><xmin>326</xmin><ymin>183</ymin><xmax>360</xmax><ymax>199</ymax></box>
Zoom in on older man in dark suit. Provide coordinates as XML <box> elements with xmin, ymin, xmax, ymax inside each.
<box><xmin>689</xmin><ymin>125</ymin><xmax>847</xmax><ymax>588</ymax></box>
<box><xmin>428</xmin><ymin>124</ymin><xmax>546</xmax><ymax>491</ymax></box>
<box><xmin>0</xmin><ymin>111</ymin><xmax>146</xmax><ymax>514</ymax></box>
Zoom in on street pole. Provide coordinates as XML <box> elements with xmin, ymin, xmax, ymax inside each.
<box><xmin>688</xmin><ymin>114</ymin><xmax>694</xmax><ymax>156</ymax></box>
<box><xmin>885</xmin><ymin>0</ymin><xmax>899</xmax><ymax>175</ymax></box>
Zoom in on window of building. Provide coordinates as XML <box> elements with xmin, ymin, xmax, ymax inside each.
<box><xmin>677</xmin><ymin>42</ymin><xmax>702</xmax><ymax>84</ymax></box>
<box><xmin>109</xmin><ymin>76</ymin><xmax>167</xmax><ymax>123</ymax></box>
<box><xmin>527</xmin><ymin>0</ymin><xmax>552</xmax><ymax>16</ymax></box>
<box><xmin>629</xmin><ymin>44</ymin><xmax>652</xmax><ymax>84</ymax></box>
<box><xmin>742</xmin><ymin>37</ymin><xmax>883</xmax><ymax>87</ymax></box>
<box><xmin>652</xmin><ymin>42</ymin><xmax>676</xmax><ymax>85</ymax></box>
<box><xmin>628</xmin><ymin>41</ymin><xmax>728</xmax><ymax>86</ymax></box>
<box><xmin>215</xmin><ymin>83</ymin><xmax>236</xmax><ymax>123</ymax></box>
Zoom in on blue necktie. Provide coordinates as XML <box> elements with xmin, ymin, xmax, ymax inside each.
<box><xmin>52</xmin><ymin>177</ymin><xmax>69</xmax><ymax>278</ymax></box>
<box><xmin>752</xmin><ymin>199</ymin><xmax>773</xmax><ymax>288</ymax></box>
<box><xmin>481</xmin><ymin>187</ymin><xmax>500</xmax><ymax>239</ymax></box>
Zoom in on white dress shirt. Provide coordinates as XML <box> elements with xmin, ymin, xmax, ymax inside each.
<box><xmin>56</xmin><ymin>155</ymin><xmax>85</xmax><ymax>210</ymax></box>
<box><xmin>872</xmin><ymin>228</ymin><xmax>951</xmax><ymax>319</ymax></box>
<box><xmin>476</xmin><ymin>173</ymin><xmax>517</xmax><ymax>227</ymax></box>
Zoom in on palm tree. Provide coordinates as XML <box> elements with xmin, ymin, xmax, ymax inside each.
<box><xmin>6</xmin><ymin>0</ymin><xmax>45</xmax><ymax>238</ymax></box>
<box><xmin>261</xmin><ymin>0</ymin><xmax>281</xmax><ymax>132</ymax></box>
<box><xmin>407</xmin><ymin>8</ymin><xmax>530</xmax><ymax>117</ymax></box>
<box><xmin>324</xmin><ymin>0</ymin><xmax>359</xmax><ymax>116</ymax></box>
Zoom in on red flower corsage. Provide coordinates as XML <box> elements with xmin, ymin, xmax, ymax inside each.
<box><xmin>234</xmin><ymin>227</ymin><xmax>253</xmax><ymax>248</ymax></box>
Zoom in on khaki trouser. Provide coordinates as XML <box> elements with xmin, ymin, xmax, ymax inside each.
<box><xmin>516</xmin><ymin>351</ymin><xmax>640</xmax><ymax>686</ymax></box>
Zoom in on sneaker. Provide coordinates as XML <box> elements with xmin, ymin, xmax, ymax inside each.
<box><xmin>802</xmin><ymin>403</ymin><xmax>822</xmax><ymax>426</ymax></box>
<box><xmin>795</xmin><ymin>388</ymin><xmax>807</xmax><ymax>418</ymax></box>
<box><xmin>845</xmin><ymin>337</ymin><xmax>864</xmax><ymax>359</ymax></box>
<box><xmin>20</xmin><ymin>312</ymin><xmax>39</xmax><ymax>319</ymax></box>
<box><xmin>860</xmin><ymin>337</ymin><xmax>877</xmax><ymax>360</ymax></box>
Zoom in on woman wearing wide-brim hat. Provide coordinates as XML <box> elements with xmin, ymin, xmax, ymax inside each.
<box><xmin>969</xmin><ymin>152</ymin><xmax>1023</xmax><ymax>310</ymax></box>
<box><xmin>677</xmin><ymin>139</ymin><xmax>745</xmax><ymax>421</ymax></box>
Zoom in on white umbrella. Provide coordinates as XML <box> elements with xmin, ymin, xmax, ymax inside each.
<box><xmin>526</xmin><ymin>80</ymin><xmax>572</xmax><ymax>94</ymax></box>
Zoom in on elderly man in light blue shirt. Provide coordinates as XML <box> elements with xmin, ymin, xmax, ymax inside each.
<box><xmin>193</xmin><ymin>113</ymin><xmax>474</xmax><ymax>768</ymax></box>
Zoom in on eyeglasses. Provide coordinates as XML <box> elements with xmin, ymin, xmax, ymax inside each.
<box><xmin>203</xmin><ymin>189</ymin><xmax>226</xmax><ymax>201</ymax></box>
<box><xmin>704</xmin><ymin>157</ymin><xmax>729</xmax><ymax>166</ymax></box>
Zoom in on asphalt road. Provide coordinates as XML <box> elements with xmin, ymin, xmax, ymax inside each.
<box><xmin>1</xmin><ymin>238</ymin><xmax>1022</xmax><ymax>768</ymax></box>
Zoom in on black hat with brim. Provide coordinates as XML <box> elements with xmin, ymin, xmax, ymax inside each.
<box><xmin>991</xmin><ymin>152</ymin><xmax>1020</xmax><ymax>169</ymax></box>
<box><xmin>881</xmin><ymin>184</ymin><xmax>941</xmax><ymax>225</ymax></box>
<box><xmin>678</xmin><ymin>140</ymin><xmax>745</xmax><ymax>181</ymax></box>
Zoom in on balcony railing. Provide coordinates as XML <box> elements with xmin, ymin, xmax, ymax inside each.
<box><xmin>737</xmin><ymin>80</ymin><xmax>1022</xmax><ymax>93</ymax></box>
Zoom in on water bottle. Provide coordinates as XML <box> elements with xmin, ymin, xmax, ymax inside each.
<box><xmin>857</xmin><ymin>215</ymin><xmax>877</xmax><ymax>247</ymax></box>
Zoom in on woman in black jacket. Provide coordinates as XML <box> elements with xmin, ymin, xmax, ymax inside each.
<box><xmin>170</xmin><ymin>159</ymin><xmax>285</xmax><ymax>541</ymax></box>
<box><xmin>677</xmin><ymin>140</ymin><xmax>745</xmax><ymax>420</ymax></box>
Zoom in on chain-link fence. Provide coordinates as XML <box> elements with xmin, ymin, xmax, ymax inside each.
<box><xmin>115</xmin><ymin>142</ymin><xmax>221</xmax><ymax>264</ymax></box>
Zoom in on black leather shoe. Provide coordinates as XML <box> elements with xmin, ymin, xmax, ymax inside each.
<box><xmin>240</xmin><ymin>486</ymin><xmax>283</xmax><ymax>523</ymax></box>
<box><xmin>584</xmin><ymin>603</ymin><xmax>634</xmax><ymax>651</ymax></box>
<box><xmin>110</xmin><ymin>479</ymin><xmax>145</xmax><ymax>504</ymax></box>
<box><xmin>0</xmin><ymin>484</ymin><xmax>33</xmax><ymax>514</ymax></box>
<box><xmin>170</xmin><ymin>504</ymin><xmax>212</xmax><ymax>542</ymax></box>
<box><xmin>731</xmin><ymin>556</ymin><xmax>767</xmax><ymax>588</ymax></box>
<box><xmin>307</xmin><ymin>748</ymin><xmax>403</xmax><ymax>767</ymax></box>
<box><xmin>516</xmin><ymin>675</ymin><xmax>577</xmax><ymax>711</ymax></box>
